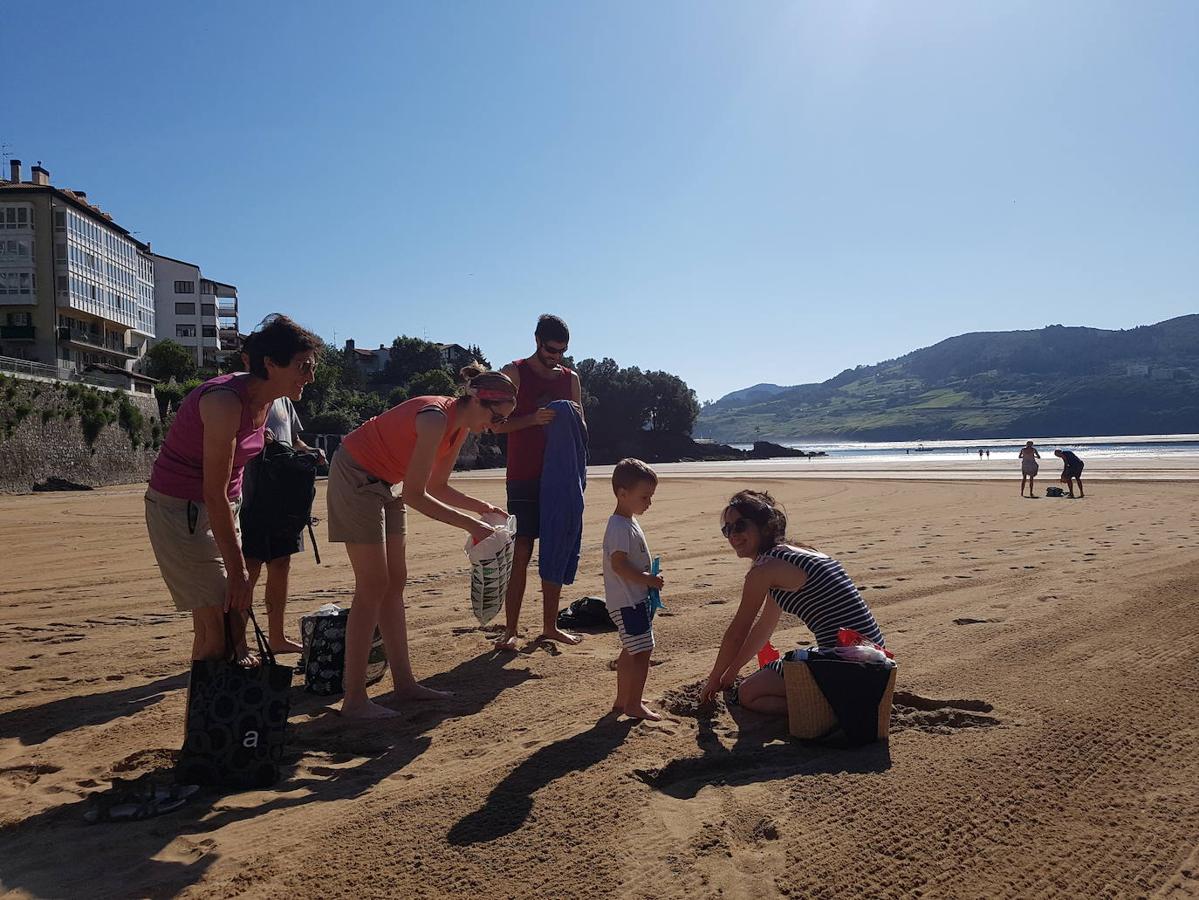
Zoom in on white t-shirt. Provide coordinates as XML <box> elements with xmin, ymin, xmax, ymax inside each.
<box><xmin>266</xmin><ymin>397</ymin><xmax>303</xmax><ymax>446</ymax></box>
<box><xmin>603</xmin><ymin>514</ymin><xmax>651</xmax><ymax>611</ymax></box>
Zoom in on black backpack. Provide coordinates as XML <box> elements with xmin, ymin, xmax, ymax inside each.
<box><xmin>244</xmin><ymin>441</ymin><xmax>321</xmax><ymax>562</ymax></box>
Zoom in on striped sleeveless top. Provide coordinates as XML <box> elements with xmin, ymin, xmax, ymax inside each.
<box><xmin>759</xmin><ymin>544</ymin><xmax>884</xmax><ymax>649</ymax></box>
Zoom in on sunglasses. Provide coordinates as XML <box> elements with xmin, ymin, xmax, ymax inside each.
<box><xmin>721</xmin><ymin>518</ymin><xmax>752</xmax><ymax>538</ymax></box>
<box><xmin>540</xmin><ymin>342</ymin><xmax>568</xmax><ymax>356</ymax></box>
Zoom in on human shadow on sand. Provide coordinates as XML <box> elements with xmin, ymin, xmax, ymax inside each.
<box><xmin>634</xmin><ymin>694</ymin><xmax>892</xmax><ymax>801</ymax></box>
<box><xmin>0</xmin><ymin>672</ymin><xmax>190</xmax><ymax>746</ymax></box>
<box><xmin>0</xmin><ymin>649</ymin><xmax>533</xmax><ymax>899</ymax></box>
<box><xmin>446</xmin><ymin>715</ymin><xmax>635</xmax><ymax>846</ymax></box>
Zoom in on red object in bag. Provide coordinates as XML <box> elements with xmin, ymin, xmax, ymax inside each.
<box><xmin>837</xmin><ymin>627</ymin><xmax>894</xmax><ymax>659</ymax></box>
<box><xmin>757</xmin><ymin>641</ymin><xmax>781</xmax><ymax>668</ymax></box>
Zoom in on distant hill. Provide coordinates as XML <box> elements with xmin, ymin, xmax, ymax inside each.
<box><xmin>696</xmin><ymin>315</ymin><xmax>1199</xmax><ymax>442</ymax></box>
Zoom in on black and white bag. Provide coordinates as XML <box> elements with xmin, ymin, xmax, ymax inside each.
<box><xmin>176</xmin><ymin>611</ymin><xmax>292</xmax><ymax>790</ymax></box>
<box><xmin>299</xmin><ymin>605</ymin><xmax>387</xmax><ymax>696</ymax></box>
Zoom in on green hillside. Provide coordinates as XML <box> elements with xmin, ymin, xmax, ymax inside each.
<box><xmin>696</xmin><ymin>316</ymin><xmax>1199</xmax><ymax>442</ymax></box>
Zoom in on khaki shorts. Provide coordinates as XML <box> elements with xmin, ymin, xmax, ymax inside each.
<box><xmin>326</xmin><ymin>447</ymin><xmax>407</xmax><ymax>544</ymax></box>
<box><xmin>144</xmin><ymin>488</ymin><xmax>240</xmax><ymax>612</ymax></box>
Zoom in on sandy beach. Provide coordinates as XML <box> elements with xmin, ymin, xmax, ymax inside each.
<box><xmin>1</xmin><ymin>472</ymin><xmax>1197</xmax><ymax>898</ymax></box>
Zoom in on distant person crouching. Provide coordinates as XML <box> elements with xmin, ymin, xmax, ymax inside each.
<box><xmin>1054</xmin><ymin>449</ymin><xmax>1085</xmax><ymax>498</ymax></box>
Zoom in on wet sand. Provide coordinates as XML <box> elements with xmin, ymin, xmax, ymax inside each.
<box><xmin>1</xmin><ymin>475</ymin><xmax>1197</xmax><ymax>898</ymax></box>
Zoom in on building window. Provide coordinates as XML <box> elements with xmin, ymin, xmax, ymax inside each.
<box><xmin>175</xmin><ymin>301</ymin><xmax>196</xmax><ymax>315</ymax></box>
<box><xmin>0</xmin><ymin>271</ymin><xmax>35</xmax><ymax>295</ymax></box>
<box><xmin>1</xmin><ymin>206</ymin><xmax>32</xmax><ymax>229</ymax></box>
<box><xmin>201</xmin><ymin>304</ymin><xmax>216</xmax><ymax>317</ymax></box>
<box><xmin>203</xmin><ymin>325</ymin><xmax>218</xmax><ymax>338</ymax></box>
<box><xmin>176</xmin><ymin>324</ymin><xmax>197</xmax><ymax>338</ymax></box>
<box><xmin>174</xmin><ymin>280</ymin><xmax>195</xmax><ymax>294</ymax></box>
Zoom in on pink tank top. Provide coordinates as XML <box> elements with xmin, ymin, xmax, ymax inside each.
<box><xmin>148</xmin><ymin>373</ymin><xmax>266</xmax><ymax>502</ymax></box>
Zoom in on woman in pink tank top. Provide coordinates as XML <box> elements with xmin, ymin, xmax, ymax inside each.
<box><xmin>326</xmin><ymin>364</ymin><xmax>517</xmax><ymax>720</ymax></box>
<box><xmin>144</xmin><ymin>315</ymin><xmax>322</xmax><ymax>663</ymax></box>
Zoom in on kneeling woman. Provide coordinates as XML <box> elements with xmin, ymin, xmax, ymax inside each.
<box><xmin>700</xmin><ymin>490</ymin><xmax>885</xmax><ymax>715</ymax></box>
<box><xmin>328</xmin><ymin>365</ymin><xmax>516</xmax><ymax>719</ymax></box>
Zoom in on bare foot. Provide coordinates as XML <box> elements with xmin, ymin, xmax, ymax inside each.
<box><xmin>493</xmin><ymin>630</ymin><xmax>519</xmax><ymax>652</ymax></box>
<box><xmin>268</xmin><ymin>637</ymin><xmax>303</xmax><ymax>655</ymax></box>
<box><xmin>340</xmin><ymin>699</ymin><xmax>401</xmax><ymax>719</ymax></box>
<box><xmin>536</xmin><ymin>627</ymin><xmax>582</xmax><ymax>646</ymax></box>
<box><xmin>624</xmin><ymin>702</ymin><xmax>662</xmax><ymax>721</ymax></box>
<box><xmin>389</xmin><ymin>683</ymin><xmax>453</xmax><ymax>702</ymax></box>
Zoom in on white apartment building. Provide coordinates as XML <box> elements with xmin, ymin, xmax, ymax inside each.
<box><xmin>0</xmin><ymin>160</ymin><xmax>157</xmax><ymax>391</ymax></box>
<box><xmin>151</xmin><ymin>253</ymin><xmax>239</xmax><ymax>369</ymax></box>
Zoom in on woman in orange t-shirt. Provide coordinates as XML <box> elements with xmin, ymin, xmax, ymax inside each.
<box><xmin>326</xmin><ymin>365</ymin><xmax>517</xmax><ymax>719</ymax></box>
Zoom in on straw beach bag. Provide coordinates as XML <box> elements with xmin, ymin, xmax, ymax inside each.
<box><xmin>783</xmin><ymin>658</ymin><xmax>896</xmax><ymax>744</ymax></box>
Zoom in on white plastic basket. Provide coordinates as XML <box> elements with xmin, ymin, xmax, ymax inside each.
<box><xmin>464</xmin><ymin>512</ymin><xmax>517</xmax><ymax>625</ymax></box>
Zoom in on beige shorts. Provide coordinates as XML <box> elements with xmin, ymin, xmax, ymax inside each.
<box><xmin>144</xmin><ymin>488</ymin><xmax>241</xmax><ymax>612</ymax></box>
<box><xmin>326</xmin><ymin>446</ymin><xmax>407</xmax><ymax>544</ymax></box>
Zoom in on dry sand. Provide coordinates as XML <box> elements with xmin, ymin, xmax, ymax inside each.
<box><xmin>0</xmin><ymin>475</ymin><xmax>1197</xmax><ymax>898</ymax></box>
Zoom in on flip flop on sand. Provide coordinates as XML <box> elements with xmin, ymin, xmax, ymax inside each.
<box><xmin>84</xmin><ymin>776</ymin><xmax>200</xmax><ymax>824</ymax></box>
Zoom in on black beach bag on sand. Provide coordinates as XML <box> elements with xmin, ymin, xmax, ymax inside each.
<box><xmin>176</xmin><ymin>611</ymin><xmax>292</xmax><ymax>790</ymax></box>
<box><xmin>300</xmin><ymin>607</ymin><xmax>387</xmax><ymax>696</ymax></box>
<box><xmin>556</xmin><ymin>596</ymin><xmax>616</xmax><ymax>631</ymax></box>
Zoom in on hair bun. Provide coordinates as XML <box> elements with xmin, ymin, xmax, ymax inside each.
<box><xmin>459</xmin><ymin>362</ymin><xmax>486</xmax><ymax>382</ymax></box>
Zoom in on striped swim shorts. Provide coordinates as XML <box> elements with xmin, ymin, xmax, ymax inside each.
<box><xmin>609</xmin><ymin>599</ymin><xmax>655</xmax><ymax>655</ymax></box>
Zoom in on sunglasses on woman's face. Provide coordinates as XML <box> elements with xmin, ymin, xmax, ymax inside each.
<box><xmin>721</xmin><ymin>518</ymin><xmax>752</xmax><ymax>538</ymax></box>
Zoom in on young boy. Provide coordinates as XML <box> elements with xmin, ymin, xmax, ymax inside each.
<box><xmin>603</xmin><ymin>458</ymin><xmax>665</xmax><ymax>721</ymax></box>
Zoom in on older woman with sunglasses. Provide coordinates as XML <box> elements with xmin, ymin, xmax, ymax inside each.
<box><xmin>699</xmin><ymin>490</ymin><xmax>886</xmax><ymax>715</ymax></box>
<box><xmin>145</xmin><ymin>314</ymin><xmax>322</xmax><ymax>664</ymax></box>
<box><xmin>326</xmin><ymin>364</ymin><xmax>517</xmax><ymax>719</ymax></box>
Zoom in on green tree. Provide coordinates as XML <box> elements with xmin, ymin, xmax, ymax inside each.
<box><xmin>408</xmin><ymin>369</ymin><xmax>456</xmax><ymax>396</ymax></box>
<box><xmin>385</xmin><ymin>336</ymin><xmax>444</xmax><ymax>385</ymax></box>
<box><xmin>143</xmin><ymin>340</ymin><xmax>196</xmax><ymax>382</ymax></box>
<box><xmin>645</xmin><ymin>370</ymin><xmax>700</xmax><ymax>434</ymax></box>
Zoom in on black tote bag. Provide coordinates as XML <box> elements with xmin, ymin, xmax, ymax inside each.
<box><xmin>176</xmin><ymin>611</ymin><xmax>292</xmax><ymax>789</ymax></box>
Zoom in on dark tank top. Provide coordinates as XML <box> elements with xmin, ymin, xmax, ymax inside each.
<box><xmin>506</xmin><ymin>358</ymin><xmax>574</xmax><ymax>482</ymax></box>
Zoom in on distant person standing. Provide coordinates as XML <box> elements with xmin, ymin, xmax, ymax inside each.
<box><xmin>1055</xmin><ymin>449</ymin><xmax>1085</xmax><ymax>498</ymax></box>
<box><xmin>1019</xmin><ymin>441</ymin><xmax>1041</xmax><ymax>497</ymax></box>
<box><xmin>491</xmin><ymin>314</ymin><xmax>585</xmax><ymax>651</ymax></box>
<box><xmin>239</xmin><ymin>394</ymin><xmax>326</xmax><ymax>653</ymax></box>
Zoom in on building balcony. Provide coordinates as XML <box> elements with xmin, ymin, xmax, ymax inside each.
<box><xmin>0</xmin><ymin>325</ymin><xmax>35</xmax><ymax>340</ymax></box>
<box><xmin>57</xmin><ymin>326</ymin><xmax>138</xmax><ymax>358</ymax></box>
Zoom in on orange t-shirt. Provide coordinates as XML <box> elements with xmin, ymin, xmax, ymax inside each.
<box><xmin>341</xmin><ymin>396</ymin><xmax>464</xmax><ymax>485</ymax></box>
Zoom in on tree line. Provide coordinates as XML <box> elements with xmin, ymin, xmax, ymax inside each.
<box><xmin>141</xmin><ymin>336</ymin><xmax>701</xmax><ymax>457</ymax></box>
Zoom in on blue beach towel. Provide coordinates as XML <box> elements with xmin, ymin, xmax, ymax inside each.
<box><xmin>538</xmin><ymin>400</ymin><xmax>587</xmax><ymax>585</ymax></box>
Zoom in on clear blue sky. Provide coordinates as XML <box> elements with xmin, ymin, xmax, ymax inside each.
<box><xmin>8</xmin><ymin>1</ymin><xmax>1197</xmax><ymax>400</ymax></box>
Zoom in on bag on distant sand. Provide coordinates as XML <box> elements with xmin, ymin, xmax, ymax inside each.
<box><xmin>300</xmin><ymin>605</ymin><xmax>386</xmax><ymax>696</ymax></box>
<box><xmin>1046</xmin><ymin>486</ymin><xmax>1066</xmax><ymax>497</ymax></box>
<box><xmin>465</xmin><ymin>513</ymin><xmax>517</xmax><ymax>625</ymax></box>
<box><xmin>176</xmin><ymin>611</ymin><xmax>292</xmax><ymax>790</ymax></box>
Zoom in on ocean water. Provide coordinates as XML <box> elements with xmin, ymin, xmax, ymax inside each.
<box><xmin>727</xmin><ymin>434</ymin><xmax>1199</xmax><ymax>465</ymax></box>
